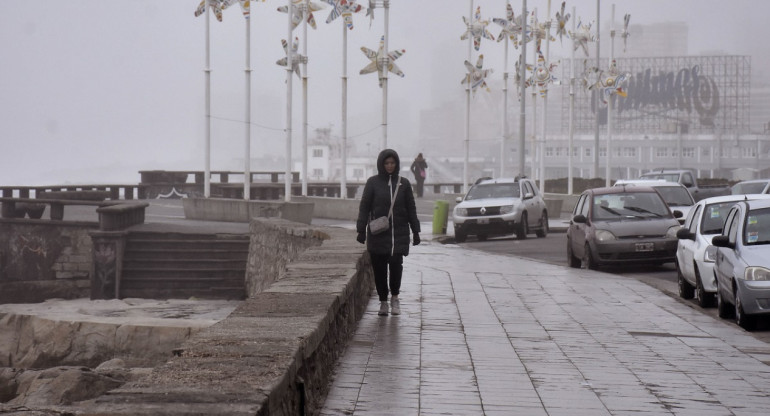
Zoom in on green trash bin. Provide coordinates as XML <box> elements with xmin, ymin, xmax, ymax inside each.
<box><xmin>432</xmin><ymin>200</ymin><xmax>449</xmax><ymax>235</ymax></box>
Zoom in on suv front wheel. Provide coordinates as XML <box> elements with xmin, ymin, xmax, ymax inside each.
<box><xmin>516</xmin><ymin>213</ymin><xmax>528</xmax><ymax>239</ymax></box>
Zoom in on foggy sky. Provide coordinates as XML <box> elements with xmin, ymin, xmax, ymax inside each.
<box><xmin>1</xmin><ymin>0</ymin><xmax>768</xmax><ymax>186</ymax></box>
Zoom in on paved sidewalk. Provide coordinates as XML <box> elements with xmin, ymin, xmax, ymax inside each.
<box><xmin>321</xmin><ymin>237</ymin><xmax>770</xmax><ymax>415</ymax></box>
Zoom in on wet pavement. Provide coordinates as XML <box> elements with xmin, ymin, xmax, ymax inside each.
<box><xmin>320</xmin><ymin>234</ymin><xmax>770</xmax><ymax>415</ymax></box>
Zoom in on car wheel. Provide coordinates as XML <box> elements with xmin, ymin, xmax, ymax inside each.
<box><xmin>535</xmin><ymin>211</ymin><xmax>548</xmax><ymax>238</ymax></box>
<box><xmin>567</xmin><ymin>239</ymin><xmax>581</xmax><ymax>268</ymax></box>
<box><xmin>454</xmin><ymin>231</ymin><xmax>467</xmax><ymax>243</ymax></box>
<box><xmin>716</xmin><ymin>280</ymin><xmax>733</xmax><ymax>319</ymax></box>
<box><xmin>583</xmin><ymin>243</ymin><xmax>598</xmax><ymax>270</ymax></box>
<box><xmin>516</xmin><ymin>213</ymin><xmax>528</xmax><ymax>239</ymax></box>
<box><xmin>677</xmin><ymin>260</ymin><xmax>694</xmax><ymax>300</ymax></box>
<box><xmin>477</xmin><ymin>234</ymin><xmax>488</xmax><ymax>242</ymax></box>
<box><xmin>694</xmin><ymin>268</ymin><xmax>713</xmax><ymax>308</ymax></box>
<box><xmin>734</xmin><ymin>288</ymin><xmax>756</xmax><ymax>331</ymax></box>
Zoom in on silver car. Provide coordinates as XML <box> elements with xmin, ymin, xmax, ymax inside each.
<box><xmin>712</xmin><ymin>199</ymin><xmax>770</xmax><ymax>330</ymax></box>
<box><xmin>567</xmin><ymin>186</ymin><xmax>681</xmax><ymax>270</ymax></box>
<box><xmin>452</xmin><ymin>177</ymin><xmax>548</xmax><ymax>243</ymax></box>
<box><xmin>676</xmin><ymin>195</ymin><xmax>770</xmax><ymax>308</ymax></box>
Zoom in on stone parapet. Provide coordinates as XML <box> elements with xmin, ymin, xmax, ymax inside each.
<box><xmin>74</xmin><ymin>220</ymin><xmax>373</xmax><ymax>416</ymax></box>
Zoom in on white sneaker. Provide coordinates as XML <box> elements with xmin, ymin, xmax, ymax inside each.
<box><xmin>378</xmin><ymin>301</ymin><xmax>389</xmax><ymax>316</ymax></box>
<box><xmin>390</xmin><ymin>298</ymin><xmax>401</xmax><ymax>315</ymax></box>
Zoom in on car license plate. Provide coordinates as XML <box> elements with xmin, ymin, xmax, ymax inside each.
<box><xmin>635</xmin><ymin>242</ymin><xmax>654</xmax><ymax>252</ymax></box>
<box><xmin>478</xmin><ymin>218</ymin><xmax>489</xmax><ymax>224</ymax></box>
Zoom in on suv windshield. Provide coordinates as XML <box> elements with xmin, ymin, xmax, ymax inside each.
<box><xmin>655</xmin><ymin>186</ymin><xmax>693</xmax><ymax>206</ymax></box>
<box><xmin>642</xmin><ymin>173</ymin><xmax>680</xmax><ymax>183</ymax></box>
<box><xmin>592</xmin><ymin>192</ymin><xmax>671</xmax><ymax>220</ymax></box>
<box><xmin>745</xmin><ymin>207</ymin><xmax>770</xmax><ymax>245</ymax></box>
<box><xmin>466</xmin><ymin>183</ymin><xmax>520</xmax><ymax>200</ymax></box>
<box><xmin>732</xmin><ymin>182</ymin><xmax>768</xmax><ymax>194</ymax></box>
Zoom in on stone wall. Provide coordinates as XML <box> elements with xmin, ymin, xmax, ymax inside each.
<box><xmin>246</xmin><ymin>218</ymin><xmax>329</xmax><ymax>297</ymax></box>
<box><xmin>69</xmin><ymin>221</ymin><xmax>374</xmax><ymax>415</ymax></box>
<box><xmin>0</xmin><ymin>221</ymin><xmax>93</xmax><ymax>303</ymax></box>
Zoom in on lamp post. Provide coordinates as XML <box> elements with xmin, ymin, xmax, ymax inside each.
<box><xmin>568</xmin><ymin>6</ymin><xmax>576</xmax><ymax>195</ymax></box>
<box><xmin>464</xmin><ymin>0</ymin><xmax>473</xmax><ymax>193</ymax></box>
<box><xmin>518</xmin><ymin>0</ymin><xmax>528</xmax><ymax>178</ymax></box>
<box><xmin>284</xmin><ymin>0</ymin><xmax>294</xmax><ymax>202</ymax></box>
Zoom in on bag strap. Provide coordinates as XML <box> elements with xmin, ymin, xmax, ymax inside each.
<box><xmin>387</xmin><ymin>176</ymin><xmax>401</xmax><ymax>219</ymax></box>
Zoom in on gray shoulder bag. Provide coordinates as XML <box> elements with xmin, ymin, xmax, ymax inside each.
<box><xmin>369</xmin><ymin>176</ymin><xmax>401</xmax><ymax>235</ymax></box>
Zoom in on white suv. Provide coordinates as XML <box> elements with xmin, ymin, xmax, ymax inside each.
<box><xmin>452</xmin><ymin>177</ymin><xmax>548</xmax><ymax>243</ymax></box>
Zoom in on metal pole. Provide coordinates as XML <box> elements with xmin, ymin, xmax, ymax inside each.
<box><xmin>531</xmin><ymin>88</ymin><xmax>537</xmax><ymax>179</ymax></box>
<box><xmin>464</xmin><ymin>0</ymin><xmax>473</xmax><ymax>193</ymax></box>
<box><xmin>540</xmin><ymin>0</ymin><xmax>551</xmax><ymax>192</ymax></box>
<box><xmin>606</xmin><ymin>3</ymin><xmax>614</xmax><ymax>187</ymax></box>
<box><xmin>567</xmin><ymin>6</ymin><xmax>577</xmax><ymax>195</ymax></box>
<box><xmin>204</xmin><ymin>4</ymin><xmax>211</xmax><ymax>198</ymax></box>
<box><xmin>341</xmin><ymin>22</ymin><xmax>348</xmax><ymax>198</ymax></box>
<box><xmin>501</xmin><ymin>0</ymin><xmax>510</xmax><ymax>178</ymax></box>
<box><xmin>594</xmin><ymin>0</ymin><xmax>601</xmax><ymax>179</ymax></box>
<box><xmin>518</xmin><ymin>0</ymin><xmax>527</xmax><ymax>178</ymax></box>
<box><xmin>244</xmin><ymin>12</ymin><xmax>251</xmax><ymax>200</ymax></box>
<box><xmin>381</xmin><ymin>0</ymin><xmax>390</xmax><ymax>150</ymax></box>
<box><xmin>302</xmin><ymin>0</ymin><xmax>309</xmax><ymax>196</ymax></box>
<box><xmin>285</xmin><ymin>0</ymin><xmax>293</xmax><ymax>202</ymax></box>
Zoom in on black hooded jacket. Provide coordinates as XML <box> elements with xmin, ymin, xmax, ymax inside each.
<box><xmin>356</xmin><ymin>149</ymin><xmax>421</xmax><ymax>255</ymax></box>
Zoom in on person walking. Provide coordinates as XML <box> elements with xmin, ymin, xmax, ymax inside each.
<box><xmin>357</xmin><ymin>149</ymin><xmax>421</xmax><ymax>316</ymax></box>
<box><xmin>410</xmin><ymin>153</ymin><xmax>428</xmax><ymax>198</ymax></box>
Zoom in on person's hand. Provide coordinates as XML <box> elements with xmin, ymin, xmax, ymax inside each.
<box><xmin>356</xmin><ymin>232</ymin><xmax>366</xmax><ymax>244</ymax></box>
<box><xmin>413</xmin><ymin>233</ymin><xmax>421</xmax><ymax>246</ymax></box>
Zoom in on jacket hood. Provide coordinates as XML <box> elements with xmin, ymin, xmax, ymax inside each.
<box><xmin>376</xmin><ymin>148</ymin><xmax>400</xmax><ymax>177</ymax></box>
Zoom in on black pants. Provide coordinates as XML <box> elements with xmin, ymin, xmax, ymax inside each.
<box><xmin>369</xmin><ymin>252</ymin><xmax>403</xmax><ymax>302</ymax></box>
<box><xmin>415</xmin><ymin>179</ymin><xmax>425</xmax><ymax>197</ymax></box>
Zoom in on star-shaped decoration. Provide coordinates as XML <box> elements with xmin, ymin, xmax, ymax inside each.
<box><xmin>276</xmin><ymin>37</ymin><xmax>308</xmax><ymax>78</ymax></box>
<box><xmin>461</xmin><ymin>54</ymin><xmax>494</xmax><ymax>96</ymax></box>
<box><xmin>492</xmin><ymin>3</ymin><xmax>528</xmax><ymax>49</ymax></box>
<box><xmin>461</xmin><ymin>6</ymin><xmax>495</xmax><ymax>51</ymax></box>
<box><xmin>324</xmin><ymin>0</ymin><xmax>364</xmax><ymax>30</ymax></box>
<box><xmin>277</xmin><ymin>0</ymin><xmax>326</xmax><ymax>30</ymax></box>
<box><xmin>194</xmin><ymin>0</ymin><xmax>229</xmax><ymax>22</ymax></box>
<box><xmin>584</xmin><ymin>59</ymin><xmax>631</xmax><ymax>103</ymax></box>
<box><xmin>555</xmin><ymin>1</ymin><xmax>571</xmax><ymax>42</ymax></box>
<box><xmin>621</xmin><ymin>14</ymin><xmax>631</xmax><ymax>53</ymax></box>
<box><xmin>569</xmin><ymin>19</ymin><xmax>596</xmax><ymax>57</ymax></box>
<box><xmin>525</xmin><ymin>51</ymin><xmax>560</xmax><ymax>97</ymax></box>
<box><xmin>360</xmin><ymin>35</ymin><xmax>406</xmax><ymax>88</ymax></box>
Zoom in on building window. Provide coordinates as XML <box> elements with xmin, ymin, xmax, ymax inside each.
<box><xmin>312</xmin><ymin>168</ymin><xmax>323</xmax><ymax>178</ymax></box>
<box><xmin>656</xmin><ymin>147</ymin><xmax>669</xmax><ymax>158</ymax></box>
<box><xmin>701</xmin><ymin>147</ymin><xmax>711</xmax><ymax>157</ymax></box>
<box><xmin>682</xmin><ymin>147</ymin><xmax>695</xmax><ymax>158</ymax></box>
<box><xmin>585</xmin><ymin>147</ymin><xmax>592</xmax><ymax>157</ymax></box>
<box><xmin>312</xmin><ymin>149</ymin><xmax>323</xmax><ymax>158</ymax></box>
<box><xmin>573</xmin><ymin>147</ymin><xmax>579</xmax><ymax>157</ymax></box>
<box><xmin>622</xmin><ymin>147</ymin><xmax>637</xmax><ymax>157</ymax></box>
<box><xmin>599</xmin><ymin>147</ymin><xmax>607</xmax><ymax>157</ymax></box>
<box><xmin>742</xmin><ymin>147</ymin><xmax>757</xmax><ymax>158</ymax></box>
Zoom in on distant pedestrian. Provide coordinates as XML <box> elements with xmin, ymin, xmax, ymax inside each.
<box><xmin>410</xmin><ymin>153</ymin><xmax>428</xmax><ymax>198</ymax></box>
<box><xmin>357</xmin><ymin>149</ymin><xmax>421</xmax><ymax>316</ymax></box>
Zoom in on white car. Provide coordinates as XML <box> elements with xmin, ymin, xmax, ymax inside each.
<box><xmin>676</xmin><ymin>194</ymin><xmax>770</xmax><ymax>307</ymax></box>
<box><xmin>452</xmin><ymin>177</ymin><xmax>548</xmax><ymax>242</ymax></box>
<box><xmin>614</xmin><ymin>179</ymin><xmax>694</xmax><ymax>224</ymax></box>
<box><xmin>731</xmin><ymin>179</ymin><xmax>770</xmax><ymax>195</ymax></box>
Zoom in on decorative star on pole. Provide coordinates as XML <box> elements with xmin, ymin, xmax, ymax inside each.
<box><xmin>584</xmin><ymin>59</ymin><xmax>631</xmax><ymax>103</ymax></box>
<box><xmin>324</xmin><ymin>0</ymin><xmax>364</xmax><ymax>30</ymax></box>
<box><xmin>277</xmin><ymin>0</ymin><xmax>326</xmax><ymax>30</ymax></box>
<box><xmin>554</xmin><ymin>1</ymin><xmax>571</xmax><ymax>43</ymax></box>
<box><xmin>461</xmin><ymin>6</ymin><xmax>495</xmax><ymax>52</ymax></box>
<box><xmin>462</xmin><ymin>54</ymin><xmax>494</xmax><ymax>96</ymax></box>
<box><xmin>492</xmin><ymin>3</ymin><xmax>528</xmax><ymax>49</ymax></box>
<box><xmin>525</xmin><ymin>50</ymin><xmax>560</xmax><ymax>97</ymax></box>
<box><xmin>360</xmin><ymin>35</ymin><xmax>405</xmax><ymax>88</ymax></box>
<box><xmin>621</xmin><ymin>14</ymin><xmax>631</xmax><ymax>53</ymax></box>
<box><xmin>569</xmin><ymin>19</ymin><xmax>596</xmax><ymax>57</ymax></box>
<box><xmin>365</xmin><ymin>0</ymin><xmax>376</xmax><ymax>27</ymax></box>
<box><xmin>529</xmin><ymin>11</ymin><xmax>556</xmax><ymax>51</ymax></box>
<box><xmin>276</xmin><ymin>37</ymin><xmax>308</xmax><ymax>78</ymax></box>
<box><xmin>194</xmin><ymin>0</ymin><xmax>230</xmax><ymax>21</ymax></box>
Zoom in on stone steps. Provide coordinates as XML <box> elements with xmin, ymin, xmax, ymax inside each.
<box><xmin>121</xmin><ymin>232</ymin><xmax>249</xmax><ymax>300</ymax></box>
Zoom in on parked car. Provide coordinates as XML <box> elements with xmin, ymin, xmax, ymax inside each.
<box><xmin>566</xmin><ymin>186</ymin><xmax>681</xmax><ymax>270</ymax></box>
<box><xmin>731</xmin><ymin>179</ymin><xmax>770</xmax><ymax>195</ymax></box>
<box><xmin>614</xmin><ymin>179</ymin><xmax>695</xmax><ymax>223</ymax></box>
<box><xmin>639</xmin><ymin>169</ymin><xmax>730</xmax><ymax>202</ymax></box>
<box><xmin>675</xmin><ymin>195</ymin><xmax>770</xmax><ymax>307</ymax></box>
<box><xmin>453</xmin><ymin>177</ymin><xmax>548</xmax><ymax>242</ymax></box>
<box><xmin>712</xmin><ymin>199</ymin><xmax>770</xmax><ymax>330</ymax></box>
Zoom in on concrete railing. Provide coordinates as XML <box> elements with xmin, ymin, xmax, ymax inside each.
<box><xmin>77</xmin><ymin>218</ymin><xmax>374</xmax><ymax>416</ymax></box>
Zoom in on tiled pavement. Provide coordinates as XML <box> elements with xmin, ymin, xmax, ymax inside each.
<box><xmin>320</xmin><ymin>237</ymin><xmax>770</xmax><ymax>415</ymax></box>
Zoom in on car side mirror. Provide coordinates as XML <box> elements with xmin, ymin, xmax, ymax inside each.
<box><xmin>673</xmin><ymin>210</ymin><xmax>683</xmax><ymax>218</ymax></box>
<box><xmin>711</xmin><ymin>235</ymin><xmax>732</xmax><ymax>248</ymax></box>
<box><xmin>676</xmin><ymin>228</ymin><xmax>694</xmax><ymax>241</ymax></box>
<box><xmin>455</xmin><ymin>196</ymin><xmax>463</xmax><ymax>203</ymax></box>
<box><xmin>523</xmin><ymin>192</ymin><xmax>534</xmax><ymax>200</ymax></box>
<box><xmin>572</xmin><ymin>214</ymin><xmax>587</xmax><ymax>224</ymax></box>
